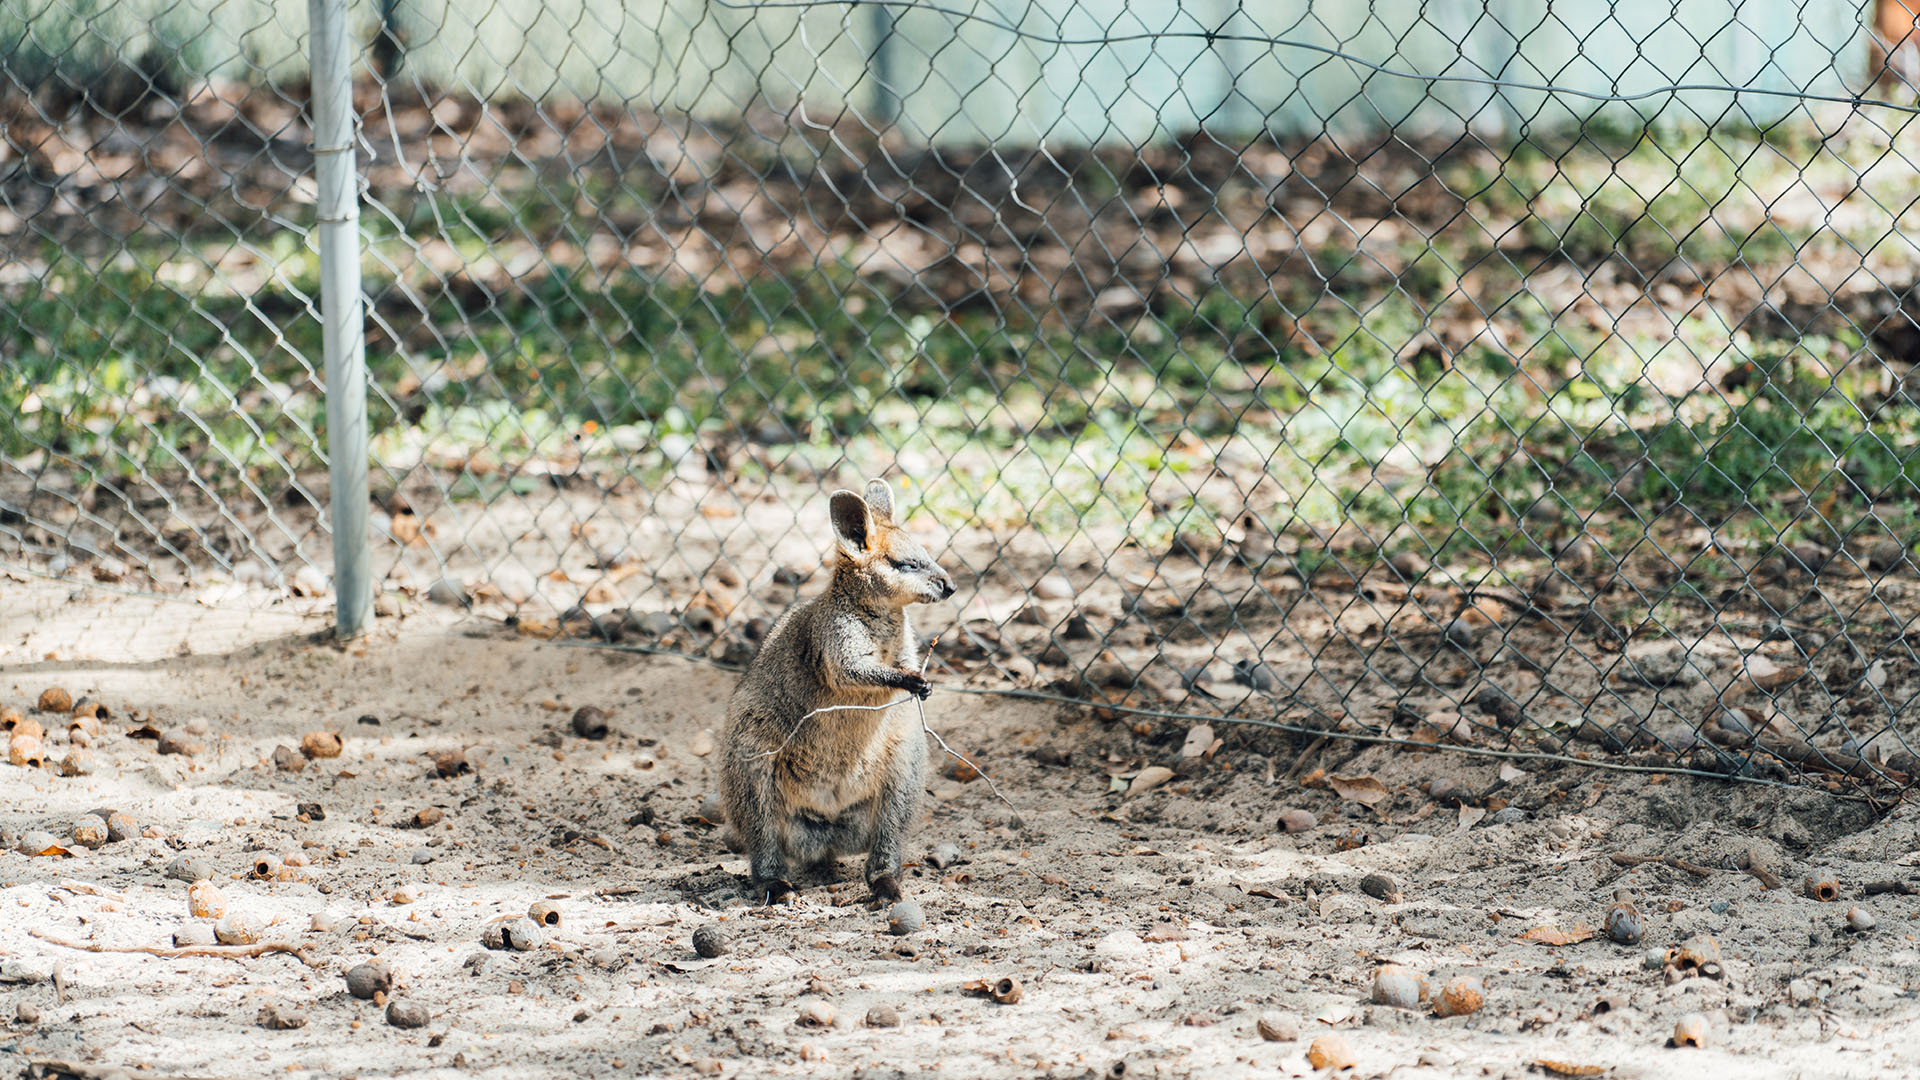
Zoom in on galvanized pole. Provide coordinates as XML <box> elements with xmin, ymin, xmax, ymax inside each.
<box><xmin>866</xmin><ymin>0</ymin><xmax>896</xmax><ymax>127</ymax></box>
<box><xmin>309</xmin><ymin>0</ymin><xmax>372</xmax><ymax>636</ymax></box>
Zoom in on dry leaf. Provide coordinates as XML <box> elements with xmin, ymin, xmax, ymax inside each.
<box><xmin>1519</xmin><ymin>923</ymin><xmax>1595</xmax><ymax>946</ymax></box>
<box><xmin>1179</xmin><ymin>724</ymin><xmax>1216</xmax><ymax>759</ymax></box>
<box><xmin>1126</xmin><ymin>766</ymin><xmax>1175</xmax><ymax>797</ymax></box>
<box><xmin>1498</xmin><ymin>762</ymin><xmax>1526</xmax><ymax>783</ymax></box>
<box><xmin>1456</xmin><ymin>804</ymin><xmax>1487</xmax><ymax>830</ymax></box>
<box><xmin>1328</xmin><ymin>775</ymin><xmax>1390</xmax><ymax>806</ymax></box>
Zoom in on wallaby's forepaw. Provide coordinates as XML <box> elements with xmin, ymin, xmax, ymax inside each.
<box><xmin>898</xmin><ymin>673</ymin><xmax>932</xmax><ymax>700</ymax></box>
<box><xmin>757</xmin><ymin>878</ymin><xmax>797</xmax><ymax>906</ymax></box>
<box><xmin>868</xmin><ymin>873</ymin><xmax>903</xmax><ymax>903</ymax></box>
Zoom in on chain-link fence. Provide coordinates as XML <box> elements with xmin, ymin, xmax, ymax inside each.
<box><xmin>7</xmin><ymin>0</ymin><xmax>1920</xmax><ymax>794</ymax></box>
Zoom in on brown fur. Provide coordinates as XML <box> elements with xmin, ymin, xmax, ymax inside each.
<box><xmin>718</xmin><ymin>478</ymin><xmax>955</xmax><ymax>904</ymax></box>
<box><xmin>1871</xmin><ymin>0</ymin><xmax>1920</xmax><ymax>95</ymax></box>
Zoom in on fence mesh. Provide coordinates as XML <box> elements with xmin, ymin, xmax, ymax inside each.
<box><xmin>6</xmin><ymin>0</ymin><xmax>1920</xmax><ymax>793</ymax></box>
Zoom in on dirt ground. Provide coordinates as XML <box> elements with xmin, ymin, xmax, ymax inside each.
<box><xmin>3</xmin><ymin>578</ymin><xmax>1920</xmax><ymax>1080</ymax></box>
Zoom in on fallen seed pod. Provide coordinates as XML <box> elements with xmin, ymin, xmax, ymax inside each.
<box><xmin>1846</xmin><ymin>906</ymin><xmax>1876</xmax><ymax>933</ymax></box>
<box><xmin>156</xmin><ymin>730</ymin><xmax>201</xmax><ymax>757</ymax></box>
<box><xmin>71</xmin><ymin>699</ymin><xmax>108</xmax><ymax>721</ymax></box>
<box><xmin>1591</xmin><ymin>995</ymin><xmax>1627</xmax><ymax>1016</ymax></box>
<box><xmin>9</xmin><ymin>733</ymin><xmax>44</xmax><ymax>768</ymax></box>
<box><xmin>692</xmin><ymin>925</ymin><xmax>728</xmax><ymax>958</ymax></box>
<box><xmin>70</xmin><ymin>815</ymin><xmax>108</xmax><ymax>849</ymax></box>
<box><xmin>989</xmin><ymin>976</ymin><xmax>1024</xmax><ymax>1004</ymax></box>
<box><xmin>430</xmin><ymin>749</ymin><xmax>470</xmax><ymax>777</ymax></box>
<box><xmin>15</xmin><ymin>1001</ymin><xmax>40</xmax><ymax>1026</ymax></box>
<box><xmin>257</xmin><ymin>1004</ymin><xmax>308</xmax><ymax>1030</ymax></box>
<box><xmin>252</xmin><ymin>854</ymin><xmax>284</xmax><ymax>880</ymax></box>
<box><xmin>796</xmin><ymin>1000</ymin><xmax>834</xmax><ymax>1029</ymax></box>
<box><xmin>1278</xmin><ymin>808</ymin><xmax>1317</xmax><ymax>834</ymax></box>
<box><xmin>58</xmin><ymin>750</ymin><xmax>94</xmax><ymax>777</ymax></box>
<box><xmin>528</xmin><ymin>900</ymin><xmax>562</xmax><ymax>927</ymax></box>
<box><xmin>187</xmin><ymin>880</ymin><xmax>227</xmax><ymax>919</ymax></box>
<box><xmin>1255</xmin><ymin>1011</ymin><xmax>1299</xmax><ymax>1042</ymax></box>
<box><xmin>1667</xmin><ymin>935</ymin><xmax>1722</xmax><ymax>976</ymax></box>
<box><xmin>0</xmin><ymin>706</ymin><xmax>20</xmax><ymax>730</ymax></box>
<box><xmin>498</xmin><ymin>916</ymin><xmax>543</xmax><ymax>951</ymax></box>
<box><xmin>1307</xmin><ymin>1032</ymin><xmax>1356</xmax><ymax>1071</ymax></box>
<box><xmin>926</xmin><ymin>841</ymin><xmax>963</xmax><ymax>869</ymax></box>
<box><xmin>300</xmin><ymin>731</ymin><xmax>343</xmax><ymax>759</ymax></box>
<box><xmin>1359</xmin><ymin>873</ymin><xmax>1403</xmax><ymax>904</ymax></box>
<box><xmin>570</xmin><ymin>706</ymin><xmax>610</xmax><ymax>740</ymax></box>
<box><xmin>346</xmin><ymin>961</ymin><xmax>393</xmax><ymax>1000</ymax></box>
<box><xmin>1605</xmin><ymin>901</ymin><xmax>1643</xmax><ymax>945</ymax></box>
<box><xmin>1672</xmin><ymin>1012</ymin><xmax>1709</xmax><ymax>1049</ymax></box>
<box><xmin>11</xmin><ymin>718</ymin><xmax>43</xmax><ymax>742</ymax></box>
<box><xmin>215</xmin><ymin>912</ymin><xmax>260</xmax><ymax>945</ymax></box>
<box><xmin>865</xmin><ymin>1004</ymin><xmax>901</xmax><ymax>1028</ymax></box>
<box><xmin>888</xmin><ymin>899</ymin><xmax>926</xmax><ymax>936</ymax></box>
<box><xmin>386</xmin><ymin>999</ymin><xmax>431</xmax><ymax>1029</ymax></box>
<box><xmin>1432</xmin><ymin>975</ymin><xmax>1485</xmax><ymax>1018</ymax></box>
<box><xmin>1370</xmin><ymin>964</ymin><xmax>1427</xmax><ymax>1010</ymax></box>
<box><xmin>271</xmin><ymin>745</ymin><xmax>304</xmax><ymax>772</ymax></box>
<box><xmin>37</xmin><ymin>687</ymin><xmax>73</xmax><ymax>713</ymax></box>
<box><xmin>1803</xmin><ymin>872</ymin><xmax>1839</xmax><ymax>903</ymax></box>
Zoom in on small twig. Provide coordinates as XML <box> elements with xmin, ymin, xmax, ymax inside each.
<box><xmin>1737</xmin><ymin>847</ymin><xmax>1784</xmax><ymax>890</ymax></box>
<box><xmin>913</xmin><ymin>638</ymin><xmax>1018</xmax><ymax>814</ymax></box>
<box><xmin>1861</xmin><ymin>879</ymin><xmax>1920</xmax><ymax>897</ymax></box>
<box><xmin>1609</xmin><ymin>852</ymin><xmax>1717</xmax><ymax>878</ymax></box>
<box><xmin>28</xmin><ymin>929</ymin><xmax>316</xmax><ymax>967</ymax></box>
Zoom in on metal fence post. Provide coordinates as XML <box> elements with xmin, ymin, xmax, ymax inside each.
<box><xmin>866</xmin><ymin>0</ymin><xmax>896</xmax><ymax>127</ymax></box>
<box><xmin>308</xmin><ymin>0</ymin><xmax>372</xmax><ymax>636</ymax></box>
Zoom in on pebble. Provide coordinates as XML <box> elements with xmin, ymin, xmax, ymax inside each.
<box><xmin>888</xmin><ymin>900</ymin><xmax>926</xmax><ymax>936</ymax></box>
<box><xmin>386</xmin><ymin>999</ymin><xmax>431</xmax><ymax>1029</ymax></box>
<box><xmin>1360</xmin><ymin>873</ymin><xmax>1404</xmax><ymax>904</ymax></box>
<box><xmin>258</xmin><ymin>1004</ymin><xmax>308</xmax><ymax>1030</ymax></box>
<box><xmin>58</xmin><ymin>750</ymin><xmax>93</xmax><ymax>776</ymax></box>
<box><xmin>1788</xmin><ymin>978</ymin><xmax>1815</xmax><ymax>1005</ymax></box>
<box><xmin>796</xmin><ymin>1000</ymin><xmax>834</xmax><ymax>1029</ymax></box>
<box><xmin>427</xmin><ymin>577</ymin><xmax>469</xmax><ymax>606</ymax></box>
<box><xmin>865</xmin><ymin>1004</ymin><xmax>901</xmax><ymax>1028</ymax></box>
<box><xmin>1371</xmin><ymin>965</ymin><xmax>1426</xmax><ymax>1009</ymax></box>
<box><xmin>570</xmin><ymin>706</ymin><xmax>611</xmax><ymax>740</ymax></box>
<box><xmin>187</xmin><ymin>881</ymin><xmax>227</xmax><ymax>919</ymax></box>
<box><xmin>1278</xmin><ymin>809</ymin><xmax>1316</xmax><ymax>834</ymax></box>
<box><xmin>1488</xmin><ymin>807</ymin><xmax>1526</xmax><ymax>825</ymax></box>
<box><xmin>172</xmin><ymin>922</ymin><xmax>217</xmax><ymax>947</ymax></box>
<box><xmin>1846</xmin><ymin>906</ymin><xmax>1877</xmax><ymax>933</ymax></box>
<box><xmin>1255</xmin><ymin>1011</ymin><xmax>1299</xmax><ymax>1042</ymax></box>
<box><xmin>692</xmin><ymin>926</ymin><xmax>728</xmax><ymax>958</ymax></box>
<box><xmin>300</xmin><ymin>731</ymin><xmax>343</xmax><ymax>759</ymax></box>
<box><xmin>1708</xmin><ymin>900</ymin><xmax>1730</xmax><ymax>915</ymax></box>
<box><xmin>16</xmin><ymin>830</ymin><xmax>61</xmax><ymax>856</ymax></box>
<box><xmin>410</xmin><ymin>849</ymin><xmax>435</xmax><ymax>865</ymax></box>
<box><xmin>492</xmin><ymin>565</ymin><xmax>537</xmax><ymax>605</ymax></box>
<box><xmin>69</xmin><ymin>814</ymin><xmax>108</xmax><ymax>849</ymax></box>
<box><xmin>37</xmin><ymin>687</ymin><xmax>73</xmax><ymax>713</ymax></box>
<box><xmin>1032</xmin><ymin>574</ymin><xmax>1074</xmax><ymax>600</ymax></box>
<box><xmin>103</xmin><ymin>811</ymin><xmax>136</xmax><ymax>843</ymax></box>
<box><xmin>346</xmin><ymin>962</ymin><xmax>393</xmax><ymax>1000</ymax></box>
<box><xmin>926</xmin><ymin>841</ymin><xmax>963</xmax><ymax>869</ymax></box>
<box><xmin>156</xmin><ymin>730</ymin><xmax>201</xmax><ymax>757</ymax></box>
<box><xmin>165</xmin><ymin>855</ymin><xmax>215</xmax><ymax>883</ymax></box>
<box><xmin>1643</xmin><ymin>948</ymin><xmax>1667</xmax><ymax>970</ymax></box>
<box><xmin>1432</xmin><ymin>976</ymin><xmax>1485</xmax><ymax>1018</ymax></box>
<box><xmin>311</xmin><ymin>912</ymin><xmax>339</xmax><ymax>933</ymax></box>
<box><xmin>271</xmin><ymin>745</ymin><xmax>305</xmax><ymax>772</ymax></box>
<box><xmin>1605</xmin><ymin>901</ymin><xmax>1643</xmax><ymax>945</ymax></box>
<box><xmin>15</xmin><ymin>1001</ymin><xmax>41</xmax><ymax>1025</ymax></box>
<box><xmin>1307</xmin><ymin>1033</ymin><xmax>1355</xmax><ymax>1071</ymax></box>
<box><xmin>214</xmin><ymin>913</ymin><xmax>260</xmax><ymax>945</ymax></box>
<box><xmin>502</xmin><ymin>917</ymin><xmax>543</xmax><ymax>951</ymax></box>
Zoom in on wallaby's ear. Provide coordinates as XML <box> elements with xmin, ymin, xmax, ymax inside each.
<box><xmin>864</xmin><ymin>477</ymin><xmax>895</xmax><ymax>522</ymax></box>
<box><xmin>829</xmin><ymin>490</ymin><xmax>871</xmax><ymax>556</ymax></box>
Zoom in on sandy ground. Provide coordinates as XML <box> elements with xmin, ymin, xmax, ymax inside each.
<box><xmin>3</xmin><ymin>579</ymin><xmax>1920</xmax><ymax>1080</ymax></box>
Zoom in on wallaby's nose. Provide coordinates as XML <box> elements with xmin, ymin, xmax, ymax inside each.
<box><xmin>938</xmin><ymin>574</ymin><xmax>956</xmax><ymax>599</ymax></box>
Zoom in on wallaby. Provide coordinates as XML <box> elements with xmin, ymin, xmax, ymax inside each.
<box><xmin>718</xmin><ymin>478</ymin><xmax>956</xmax><ymax>905</ymax></box>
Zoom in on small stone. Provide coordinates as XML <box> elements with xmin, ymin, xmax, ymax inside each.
<box><xmin>796</xmin><ymin>1000</ymin><xmax>834</xmax><ymax>1029</ymax></box>
<box><xmin>1371</xmin><ymin>965</ymin><xmax>1427</xmax><ymax>1010</ymax></box>
<box><xmin>69</xmin><ymin>815</ymin><xmax>107</xmax><ymax>849</ymax></box>
<box><xmin>1788</xmin><ymin>978</ymin><xmax>1815</xmax><ymax>1005</ymax></box>
<box><xmin>492</xmin><ymin>565</ymin><xmax>537</xmax><ymax>605</ymax></box>
<box><xmin>386</xmin><ymin>999</ymin><xmax>431</xmax><ymax>1029</ymax></box>
<box><xmin>258</xmin><ymin>1003</ymin><xmax>308</xmax><ymax>1030</ymax></box>
<box><xmin>692</xmin><ymin>925</ymin><xmax>728</xmax><ymax>959</ymax></box>
<box><xmin>1255</xmin><ymin>1011</ymin><xmax>1299</xmax><ymax>1042</ymax></box>
<box><xmin>410</xmin><ymin>849</ymin><xmax>435</xmax><ymax>865</ymax></box>
<box><xmin>290</xmin><ymin>564</ymin><xmax>330</xmax><ymax>597</ymax></box>
<box><xmin>172</xmin><ymin>922</ymin><xmax>216</xmax><ymax>947</ymax></box>
<box><xmin>16</xmin><ymin>1001</ymin><xmax>41</xmax><ymax>1025</ymax></box>
<box><xmin>215</xmin><ymin>912</ymin><xmax>260</xmax><ymax>945</ymax></box>
<box><xmin>156</xmin><ymin>730</ymin><xmax>201</xmax><ymax>757</ymax></box>
<box><xmin>165</xmin><ymin>854</ymin><xmax>215</xmax><ymax>882</ymax></box>
<box><xmin>187</xmin><ymin>880</ymin><xmax>227</xmax><ymax>919</ymax></box>
<box><xmin>1387</xmin><ymin>551</ymin><xmax>1429</xmax><ymax>581</ymax></box>
<box><xmin>300</xmin><ymin>731</ymin><xmax>343</xmax><ymax>759</ymax></box>
<box><xmin>1643</xmin><ymin>948</ymin><xmax>1667</xmax><ymax>970</ymax></box>
<box><xmin>888</xmin><ymin>900</ymin><xmax>926</xmax><ymax>936</ymax></box>
<box><xmin>1846</xmin><ymin>906</ymin><xmax>1876</xmax><ymax>933</ymax></box>
<box><xmin>865</xmin><ymin>1004</ymin><xmax>901</xmax><ymax>1028</ymax></box>
<box><xmin>1307</xmin><ymin>1033</ymin><xmax>1355</xmax><ymax>1071</ymax></box>
<box><xmin>1033</xmin><ymin>574</ymin><xmax>1074</xmax><ymax>600</ymax></box>
<box><xmin>311</xmin><ymin>911</ymin><xmax>339</xmax><ymax>933</ymax></box>
<box><xmin>271</xmin><ymin>745</ymin><xmax>305</xmax><ymax>772</ymax></box>
<box><xmin>413</xmin><ymin>806</ymin><xmax>444</xmax><ymax>828</ymax></box>
<box><xmin>1605</xmin><ymin>901</ymin><xmax>1643</xmax><ymax>945</ymax></box>
<box><xmin>689</xmin><ymin>729</ymin><xmax>716</xmax><ymax>756</ymax></box>
<box><xmin>430</xmin><ymin>750</ymin><xmax>469</xmax><ymax>778</ymax></box>
<box><xmin>570</xmin><ymin>706</ymin><xmax>610</xmax><ymax>740</ymax></box>
<box><xmin>1867</xmin><ymin>539</ymin><xmax>1908</xmax><ymax>574</ymax></box>
<box><xmin>16</xmin><ymin>829</ymin><xmax>62</xmax><ymax>856</ymax></box>
<box><xmin>1359</xmin><ymin>873</ymin><xmax>1403</xmax><ymax>904</ymax></box>
<box><xmin>926</xmin><ymin>842</ymin><xmax>963</xmax><ymax>870</ymax></box>
<box><xmin>1489</xmin><ymin>807</ymin><xmax>1526</xmax><ymax>825</ymax></box>
<box><xmin>37</xmin><ymin>687</ymin><xmax>73</xmax><ymax>713</ymax></box>
<box><xmin>57</xmin><ymin>749</ymin><xmax>93</xmax><ymax>776</ymax></box>
<box><xmin>346</xmin><ymin>962</ymin><xmax>393</xmax><ymax>1000</ymax></box>
<box><xmin>502</xmin><ymin>917</ymin><xmax>543</xmax><ymax>951</ymax></box>
<box><xmin>1278</xmin><ymin>808</ymin><xmax>1316</xmax><ymax>833</ymax></box>
<box><xmin>1432</xmin><ymin>975</ymin><xmax>1485</xmax><ymax>1018</ymax></box>
<box><xmin>296</xmin><ymin>802</ymin><xmax>326</xmax><ymax>821</ymax></box>
<box><xmin>427</xmin><ymin>577</ymin><xmax>469</xmax><ymax>606</ymax></box>
<box><xmin>391</xmin><ymin>886</ymin><xmax>420</xmax><ymax>905</ymax></box>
